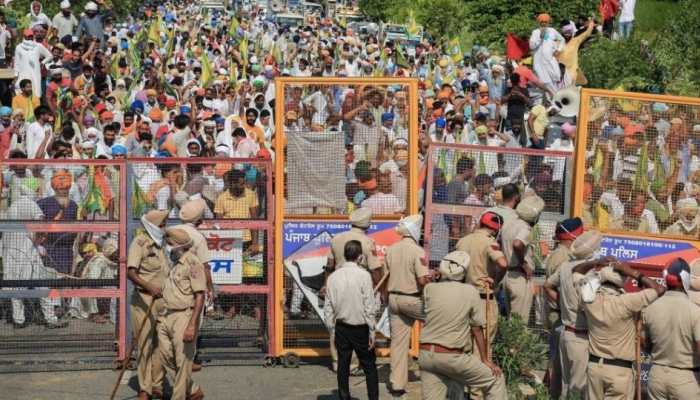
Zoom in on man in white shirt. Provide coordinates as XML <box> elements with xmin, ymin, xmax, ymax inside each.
<box><xmin>52</xmin><ymin>1</ymin><xmax>79</xmax><ymax>39</ymax></box>
<box><xmin>323</xmin><ymin>240</ymin><xmax>379</xmax><ymax>400</ymax></box>
<box><xmin>619</xmin><ymin>0</ymin><xmax>637</xmax><ymax>39</ymax></box>
<box><xmin>26</xmin><ymin>105</ymin><xmax>53</xmax><ymax>159</ymax></box>
<box><xmin>232</xmin><ymin>127</ymin><xmax>259</xmax><ymax>158</ymax></box>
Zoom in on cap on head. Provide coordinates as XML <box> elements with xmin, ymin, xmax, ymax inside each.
<box><xmin>516</xmin><ymin>195</ymin><xmax>545</xmax><ymax>223</ymax></box>
<box><xmin>438</xmin><ymin>251</ymin><xmax>470</xmax><ymax>282</ymax></box>
<box><xmin>178</xmin><ymin>199</ymin><xmax>205</xmax><ymax>223</ymax></box>
<box><xmin>349</xmin><ymin>207</ymin><xmax>372</xmax><ymax>229</ymax></box>
<box><xmin>598</xmin><ymin>266</ymin><xmax>625</xmax><ymax>289</ymax></box>
<box><xmin>396</xmin><ymin>214</ymin><xmax>423</xmax><ymax>242</ymax></box>
<box><xmin>571</xmin><ymin>230</ymin><xmax>602</xmax><ymax>260</ymax></box>
<box><xmin>555</xmin><ymin>217</ymin><xmax>583</xmax><ymax>241</ymax></box>
<box><xmin>664</xmin><ymin>258</ymin><xmax>691</xmax><ymax>290</ymax></box>
<box><xmin>144</xmin><ymin>209</ymin><xmax>169</xmax><ymax>226</ymax></box>
<box><xmin>165</xmin><ymin>227</ymin><xmax>192</xmax><ymax>247</ymax></box>
<box><xmin>479</xmin><ymin>211</ymin><xmax>502</xmax><ymax>232</ymax></box>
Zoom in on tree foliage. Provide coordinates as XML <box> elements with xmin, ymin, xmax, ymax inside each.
<box><xmin>2</xmin><ymin>0</ymin><xmax>141</xmax><ymax>21</ymax></box>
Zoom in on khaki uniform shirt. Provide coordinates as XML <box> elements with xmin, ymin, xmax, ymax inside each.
<box><xmin>162</xmin><ymin>251</ymin><xmax>208</xmax><ymax>311</ymax></box>
<box><xmin>455</xmin><ymin>228</ymin><xmax>505</xmax><ymax>293</ymax></box>
<box><xmin>171</xmin><ymin>223</ymin><xmax>211</xmax><ymax>264</ymax></box>
<box><xmin>583</xmin><ymin>288</ymin><xmax>659</xmax><ymax>361</ymax></box>
<box><xmin>127</xmin><ymin>233</ymin><xmax>168</xmax><ymax>288</ymax></box>
<box><xmin>545</xmin><ymin>245</ymin><xmax>573</xmax><ymax>313</ymax></box>
<box><xmin>385</xmin><ymin>237</ymin><xmax>428</xmax><ymax>294</ymax></box>
<box><xmin>328</xmin><ymin>227</ymin><xmax>380</xmax><ymax>271</ymax></box>
<box><xmin>689</xmin><ymin>290</ymin><xmax>700</xmax><ymax>307</ymax></box>
<box><xmin>420</xmin><ymin>281</ymin><xmax>485</xmax><ymax>351</ymax></box>
<box><xmin>547</xmin><ymin>260</ymin><xmax>587</xmax><ymax>329</ymax></box>
<box><xmin>501</xmin><ymin>218</ymin><xmax>533</xmax><ymax>268</ymax></box>
<box><xmin>642</xmin><ymin>291</ymin><xmax>700</xmax><ymax>368</ymax></box>
<box><xmin>486</xmin><ymin>205</ymin><xmax>518</xmax><ymax>227</ymax></box>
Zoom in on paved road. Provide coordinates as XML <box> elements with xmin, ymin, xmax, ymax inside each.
<box><xmin>0</xmin><ymin>358</ymin><xmax>423</xmax><ymax>400</ymax></box>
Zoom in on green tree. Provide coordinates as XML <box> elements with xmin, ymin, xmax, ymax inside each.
<box><xmin>653</xmin><ymin>0</ymin><xmax>700</xmax><ymax>96</ymax></box>
<box><xmin>579</xmin><ymin>37</ymin><xmax>664</xmax><ymax>92</ymax></box>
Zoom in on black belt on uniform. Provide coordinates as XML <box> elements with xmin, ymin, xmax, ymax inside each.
<box><xmin>655</xmin><ymin>363</ymin><xmax>700</xmax><ymax>372</ymax></box>
<box><xmin>589</xmin><ymin>354</ymin><xmax>633</xmax><ymax>369</ymax></box>
<box><xmin>564</xmin><ymin>325</ymin><xmax>588</xmax><ymax>335</ymax></box>
<box><xmin>479</xmin><ymin>293</ymin><xmax>493</xmax><ymax>299</ymax></box>
<box><xmin>389</xmin><ymin>291</ymin><xmax>420</xmax><ymax>297</ymax></box>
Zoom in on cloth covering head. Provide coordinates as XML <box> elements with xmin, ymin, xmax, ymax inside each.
<box><xmin>141</xmin><ymin>209</ymin><xmax>169</xmax><ymax>247</ymax></box>
<box><xmin>555</xmin><ymin>217</ymin><xmax>583</xmax><ymax>241</ymax></box>
<box><xmin>350</xmin><ymin>207</ymin><xmax>372</xmax><ymax>229</ymax></box>
<box><xmin>571</xmin><ymin>230</ymin><xmax>602</xmax><ymax>260</ymax></box>
<box><xmin>516</xmin><ymin>195</ymin><xmax>545</xmax><ymax>223</ymax></box>
<box><xmin>598</xmin><ymin>266</ymin><xmax>626</xmax><ymax>289</ymax></box>
<box><xmin>439</xmin><ymin>251</ymin><xmax>470</xmax><ymax>282</ymax></box>
<box><xmin>537</xmin><ymin>13</ymin><xmax>551</xmax><ymax>23</ymax></box>
<box><xmin>165</xmin><ymin>228</ymin><xmax>192</xmax><ymax>247</ymax></box>
<box><xmin>664</xmin><ymin>258</ymin><xmax>691</xmax><ymax>291</ymax></box>
<box><xmin>179</xmin><ymin>199</ymin><xmax>206</xmax><ymax>223</ymax></box>
<box><xmin>396</xmin><ymin>214</ymin><xmax>423</xmax><ymax>242</ymax></box>
<box><xmin>51</xmin><ymin>169</ymin><xmax>73</xmax><ymax>191</ymax></box>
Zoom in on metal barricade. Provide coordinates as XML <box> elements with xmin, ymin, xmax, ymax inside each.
<box><xmin>126</xmin><ymin>157</ymin><xmax>275</xmax><ymax>365</ymax></box>
<box><xmin>273</xmin><ymin>77</ymin><xmax>421</xmax><ymax>360</ymax></box>
<box><xmin>0</xmin><ymin>159</ymin><xmax>127</xmax><ymax>372</ymax></box>
<box><xmin>423</xmin><ymin>143</ymin><xmax>574</xmax><ymax>341</ymax></box>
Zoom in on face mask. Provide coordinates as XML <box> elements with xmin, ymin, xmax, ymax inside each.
<box><xmin>1</xmin><ymin>120</ymin><xmax>10</xmax><ymax>127</ymax></box>
<box><xmin>166</xmin><ymin>245</ymin><xmax>180</xmax><ymax>263</ymax></box>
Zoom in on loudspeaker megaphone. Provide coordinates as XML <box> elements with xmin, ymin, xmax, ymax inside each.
<box><xmin>552</xmin><ymin>86</ymin><xmax>580</xmax><ymax>118</ymax></box>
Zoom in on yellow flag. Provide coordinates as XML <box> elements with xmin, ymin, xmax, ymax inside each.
<box><xmin>448</xmin><ymin>38</ymin><xmax>462</xmax><ymax>63</ymax></box>
<box><xmin>407</xmin><ymin>10</ymin><xmax>419</xmax><ymax>36</ymax></box>
<box><xmin>201</xmin><ymin>51</ymin><xmax>213</xmax><ymax>87</ymax></box>
<box><xmin>148</xmin><ymin>15</ymin><xmax>162</xmax><ymax>47</ymax></box>
<box><xmin>229</xmin><ymin>16</ymin><xmax>240</xmax><ymax>37</ymax></box>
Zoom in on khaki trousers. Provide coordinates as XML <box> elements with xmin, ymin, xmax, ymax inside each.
<box><xmin>130</xmin><ymin>291</ymin><xmax>164</xmax><ymax>395</ymax></box>
<box><xmin>587</xmin><ymin>362</ymin><xmax>634</xmax><ymax>400</ymax></box>
<box><xmin>559</xmin><ymin>330</ymin><xmax>588</xmax><ymax>399</ymax></box>
<box><xmin>388</xmin><ymin>294</ymin><xmax>424</xmax><ymax>391</ymax></box>
<box><xmin>648</xmin><ymin>364</ymin><xmax>700</xmax><ymax>400</ymax></box>
<box><xmin>419</xmin><ymin>350</ymin><xmax>507</xmax><ymax>400</ymax></box>
<box><xmin>469</xmin><ymin>297</ymin><xmax>499</xmax><ymax>400</ymax></box>
<box><xmin>157</xmin><ymin>309</ymin><xmax>200</xmax><ymax>400</ymax></box>
<box><xmin>504</xmin><ymin>270</ymin><xmax>533</xmax><ymax>324</ymax></box>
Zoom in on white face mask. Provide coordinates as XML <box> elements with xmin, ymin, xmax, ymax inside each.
<box><xmin>141</xmin><ymin>215</ymin><xmax>164</xmax><ymax>247</ymax></box>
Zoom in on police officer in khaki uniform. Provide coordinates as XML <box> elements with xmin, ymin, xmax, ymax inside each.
<box><xmin>325</xmin><ymin>208</ymin><xmax>382</xmax><ymax>374</ymax></box>
<box><xmin>501</xmin><ymin>195</ymin><xmax>545</xmax><ymax>323</ymax></box>
<box><xmin>173</xmin><ymin>200</ymin><xmax>215</xmax><ymax>371</ymax></box>
<box><xmin>689</xmin><ymin>259</ymin><xmax>700</xmax><ymax>306</ymax></box>
<box><xmin>544</xmin><ymin>230</ymin><xmax>609</xmax><ymax>399</ymax></box>
<box><xmin>582</xmin><ymin>263</ymin><xmax>665</xmax><ymax>400</ymax></box>
<box><xmin>157</xmin><ymin>228</ymin><xmax>207</xmax><ymax>400</ymax></box>
<box><xmin>386</xmin><ymin>214</ymin><xmax>431</xmax><ymax>397</ymax></box>
<box><xmin>455</xmin><ymin>212</ymin><xmax>508</xmax><ymax>351</ymax></box>
<box><xmin>127</xmin><ymin>209</ymin><xmax>170</xmax><ymax>400</ymax></box>
<box><xmin>419</xmin><ymin>251</ymin><xmax>507</xmax><ymax>400</ymax></box>
<box><xmin>642</xmin><ymin>258</ymin><xmax>700</xmax><ymax>400</ymax></box>
<box><xmin>543</xmin><ymin>217</ymin><xmax>583</xmax><ymax>398</ymax></box>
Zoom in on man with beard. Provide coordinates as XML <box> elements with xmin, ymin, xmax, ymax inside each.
<box><xmin>664</xmin><ymin>198</ymin><xmax>700</xmax><ymax>237</ymax></box>
<box><xmin>36</xmin><ymin>169</ymin><xmax>79</xmax><ymax>276</ymax></box>
<box><xmin>76</xmin><ymin>1</ymin><xmax>111</xmax><ymax>46</ymax></box>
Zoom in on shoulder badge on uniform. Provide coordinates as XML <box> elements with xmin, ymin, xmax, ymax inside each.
<box><xmin>420</xmin><ymin>256</ymin><xmax>428</xmax><ymax>266</ymax></box>
<box><xmin>190</xmin><ymin>266</ymin><xmax>201</xmax><ymax>279</ymax></box>
<box><xmin>490</xmin><ymin>243</ymin><xmax>501</xmax><ymax>251</ymax></box>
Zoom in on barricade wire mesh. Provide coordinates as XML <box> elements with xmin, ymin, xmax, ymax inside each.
<box><xmin>282</xmin><ymin>82</ymin><xmax>413</xmax><ymax>217</ymax></box>
<box><xmin>424</xmin><ymin>143</ymin><xmax>573</xmax><ymax>343</ymax></box>
<box><xmin>579</xmin><ymin>90</ymin><xmax>700</xmax><ymax>240</ymax></box>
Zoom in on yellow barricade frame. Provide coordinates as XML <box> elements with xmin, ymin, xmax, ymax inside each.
<box><xmin>273</xmin><ymin>77</ymin><xmax>421</xmax><ymax>357</ymax></box>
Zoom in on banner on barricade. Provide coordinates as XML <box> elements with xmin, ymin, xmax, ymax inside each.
<box><xmin>203</xmin><ymin>230</ymin><xmax>244</xmax><ymax>284</ymax></box>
